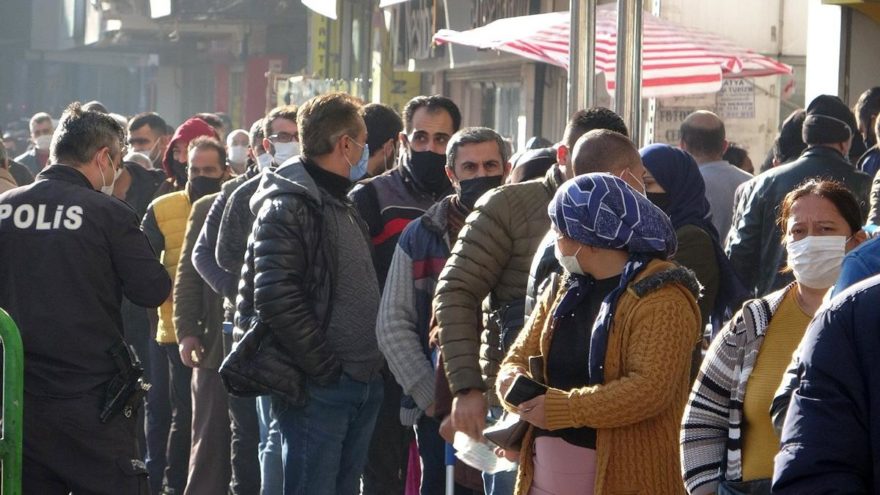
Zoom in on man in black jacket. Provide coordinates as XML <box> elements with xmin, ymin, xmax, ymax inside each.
<box><xmin>0</xmin><ymin>102</ymin><xmax>171</xmax><ymax>492</ymax></box>
<box><xmin>727</xmin><ymin>95</ymin><xmax>872</xmax><ymax>296</ymax></box>
<box><xmin>232</xmin><ymin>92</ymin><xmax>383</xmax><ymax>495</ymax></box>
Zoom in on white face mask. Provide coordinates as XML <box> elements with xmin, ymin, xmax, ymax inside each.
<box><xmin>35</xmin><ymin>134</ymin><xmax>52</xmax><ymax>151</ymax></box>
<box><xmin>787</xmin><ymin>235</ymin><xmax>847</xmax><ymax>289</ymax></box>
<box><xmin>256</xmin><ymin>152</ymin><xmax>273</xmax><ymax>171</ymax></box>
<box><xmin>272</xmin><ymin>141</ymin><xmax>301</xmax><ymax>166</ymax></box>
<box><xmin>554</xmin><ymin>242</ymin><xmax>584</xmax><ymax>276</ymax></box>
<box><xmin>227</xmin><ymin>145</ymin><xmax>248</xmax><ymax>173</ymax></box>
<box><xmin>100</xmin><ymin>159</ymin><xmax>123</xmax><ymax>195</ymax></box>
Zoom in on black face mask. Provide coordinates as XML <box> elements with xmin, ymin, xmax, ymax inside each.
<box><xmin>171</xmin><ymin>159</ymin><xmax>188</xmax><ymax>187</ymax></box>
<box><xmin>408</xmin><ymin>150</ymin><xmax>451</xmax><ymax>196</ymax></box>
<box><xmin>188</xmin><ymin>176</ymin><xmax>223</xmax><ymax>201</ymax></box>
<box><xmin>458</xmin><ymin>175</ymin><xmax>503</xmax><ymax>210</ymax></box>
<box><xmin>646</xmin><ymin>191</ymin><xmax>670</xmax><ymax>214</ymax></box>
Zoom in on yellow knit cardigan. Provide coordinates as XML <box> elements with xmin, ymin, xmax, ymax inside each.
<box><xmin>499</xmin><ymin>259</ymin><xmax>700</xmax><ymax>495</ymax></box>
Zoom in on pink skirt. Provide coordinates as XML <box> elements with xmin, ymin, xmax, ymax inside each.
<box><xmin>528</xmin><ymin>437</ymin><xmax>597</xmax><ymax>495</ymax></box>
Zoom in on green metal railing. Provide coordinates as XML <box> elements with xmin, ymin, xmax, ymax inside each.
<box><xmin>0</xmin><ymin>309</ymin><xmax>22</xmax><ymax>494</ymax></box>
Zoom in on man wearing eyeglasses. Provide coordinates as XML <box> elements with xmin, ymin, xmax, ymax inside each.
<box><xmin>349</xmin><ymin>95</ymin><xmax>461</xmax><ymax>495</ymax></box>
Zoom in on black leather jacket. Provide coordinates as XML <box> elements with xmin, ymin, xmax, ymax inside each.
<box><xmin>230</xmin><ymin>158</ymin><xmax>343</xmax><ymax>405</ymax></box>
<box><xmin>726</xmin><ymin>146</ymin><xmax>871</xmax><ymax>297</ymax></box>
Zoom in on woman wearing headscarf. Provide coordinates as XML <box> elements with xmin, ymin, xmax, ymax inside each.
<box><xmin>496</xmin><ymin>173</ymin><xmax>702</xmax><ymax>495</ymax></box>
<box><xmin>640</xmin><ymin>144</ymin><xmax>747</xmax><ymax>340</ymax></box>
<box><xmin>681</xmin><ymin>179</ymin><xmax>866</xmax><ymax>495</ymax></box>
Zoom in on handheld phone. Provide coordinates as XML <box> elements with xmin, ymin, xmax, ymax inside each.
<box><xmin>504</xmin><ymin>375</ymin><xmax>547</xmax><ymax>406</ymax></box>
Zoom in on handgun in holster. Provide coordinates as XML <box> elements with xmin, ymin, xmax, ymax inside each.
<box><xmin>100</xmin><ymin>341</ymin><xmax>151</xmax><ymax>423</ymax></box>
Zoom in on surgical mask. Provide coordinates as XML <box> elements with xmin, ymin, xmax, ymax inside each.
<box><xmin>554</xmin><ymin>242</ymin><xmax>584</xmax><ymax>276</ymax></box>
<box><xmin>228</xmin><ymin>145</ymin><xmax>248</xmax><ymax>173</ymax></box>
<box><xmin>345</xmin><ymin>141</ymin><xmax>370</xmax><ymax>181</ymax></box>
<box><xmin>620</xmin><ymin>169</ymin><xmax>646</xmax><ymax>196</ymax></box>
<box><xmin>408</xmin><ymin>150</ymin><xmax>451</xmax><ymax>195</ymax></box>
<box><xmin>787</xmin><ymin>235</ymin><xmax>847</xmax><ymax>289</ymax></box>
<box><xmin>188</xmin><ymin>176</ymin><xmax>223</xmax><ymax>201</ymax></box>
<box><xmin>272</xmin><ymin>141</ymin><xmax>300</xmax><ymax>165</ymax></box>
<box><xmin>458</xmin><ymin>175</ymin><xmax>503</xmax><ymax>210</ymax></box>
<box><xmin>256</xmin><ymin>152</ymin><xmax>273</xmax><ymax>171</ymax></box>
<box><xmin>100</xmin><ymin>158</ymin><xmax>122</xmax><ymax>195</ymax></box>
<box><xmin>35</xmin><ymin>134</ymin><xmax>52</xmax><ymax>151</ymax></box>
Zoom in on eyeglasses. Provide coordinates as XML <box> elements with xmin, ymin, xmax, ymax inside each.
<box><xmin>268</xmin><ymin>132</ymin><xmax>298</xmax><ymax>144</ymax></box>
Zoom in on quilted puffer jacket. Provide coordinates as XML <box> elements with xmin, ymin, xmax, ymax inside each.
<box><xmin>226</xmin><ymin>157</ymin><xmax>341</xmax><ymax>405</ymax></box>
<box><xmin>435</xmin><ymin>166</ymin><xmax>563</xmax><ymax>402</ymax></box>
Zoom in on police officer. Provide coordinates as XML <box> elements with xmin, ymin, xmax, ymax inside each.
<box><xmin>0</xmin><ymin>102</ymin><xmax>171</xmax><ymax>493</ymax></box>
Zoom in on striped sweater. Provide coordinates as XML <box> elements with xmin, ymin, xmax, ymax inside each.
<box><xmin>680</xmin><ymin>284</ymin><xmax>793</xmax><ymax>494</ymax></box>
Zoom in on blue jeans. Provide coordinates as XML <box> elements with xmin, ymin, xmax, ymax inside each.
<box><xmin>276</xmin><ymin>374</ymin><xmax>383</xmax><ymax>495</ymax></box>
<box><xmin>258</xmin><ymin>395</ymin><xmax>283</xmax><ymax>495</ymax></box>
<box><xmin>481</xmin><ymin>407</ymin><xmax>517</xmax><ymax>495</ymax></box>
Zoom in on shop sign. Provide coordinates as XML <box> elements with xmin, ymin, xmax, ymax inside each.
<box><xmin>716</xmin><ymin>79</ymin><xmax>756</xmax><ymax>120</ymax></box>
<box><xmin>391</xmin><ymin>0</ymin><xmax>445</xmax><ymax>64</ymax></box>
<box><xmin>472</xmin><ymin>0</ymin><xmax>531</xmax><ymax>28</ymax></box>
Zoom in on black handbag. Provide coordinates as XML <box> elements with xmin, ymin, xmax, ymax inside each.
<box><xmin>219</xmin><ymin>322</ymin><xmax>273</xmax><ymax>398</ymax></box>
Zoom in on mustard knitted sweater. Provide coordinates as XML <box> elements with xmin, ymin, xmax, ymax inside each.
<box><xmin>499</xmin><ymin>259</ymin><xmax>701</xmax><ymax>494</ymax></box>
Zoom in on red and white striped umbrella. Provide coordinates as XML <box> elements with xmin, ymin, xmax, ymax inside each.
<box><xmin>433</xmin><ymin>4</ymin><xmax>792</xmax><ymax>98</ymax></box>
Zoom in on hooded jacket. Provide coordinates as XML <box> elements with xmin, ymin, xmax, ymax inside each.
<box><xmin>160</xmin><ymin>117</ymin><xmax>219</xmax><ymax>186</ymax></box>
<box><xmin>228</xmin><ymin>158</ymin><xmax>349</xmax><ymax>404</ymax></box>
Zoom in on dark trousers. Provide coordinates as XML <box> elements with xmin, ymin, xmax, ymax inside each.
<box><xmin>362</xmin><ymin>367</ymin><xmax>414</xmax><ymax>495</ymax></box>
<box><xmin>414</xmin><ymin>416</ymin><xmax>445</xmax><ymax>495</ymax></box>
<box><xmin>277</xmin><ymin>374</ymin><xmax>384</xmax><ymax>495</ymax></box>
<box><xmin>145</xmin><ymin>338</ymin><xmax>171</xmax><ymax>494</ymax></box>
<box><xmin>224</xmin><ymin>332</ymin><xmax>261</xmax><ymax>494</ymax></box>
<box><xmin>184</xmin><ymin>368</ymin><xmax>231</xmax><ymax>495</ymax></box>
<box><xmin>161</xmin><ymin>344</ymin><xmax>192</xmax><ymax>492</ymax></box>
<box><xmin>23</xmin><ymin>391</ymin><xmax>149</xmax><ymax>494</ymax></box>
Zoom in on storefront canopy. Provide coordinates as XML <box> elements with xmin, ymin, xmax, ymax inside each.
<box><xmin>433</xmin><ymin>4</ymin><xmax>792</xmax><ymax>98</ymax></box>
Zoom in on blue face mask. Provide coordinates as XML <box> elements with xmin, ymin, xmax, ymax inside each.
<box><xmin>347</xmin><ymin>139</ymin><xmax>370</xmax><ymax>181</ymax></box>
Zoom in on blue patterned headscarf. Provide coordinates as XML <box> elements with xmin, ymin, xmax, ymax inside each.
<box><xmin>548</xmin><ymin>173</ymin><xmax>677</xmax><ymax>384</ymax></box>
<box><xmin>548</xmin><ymin>173</ymin><xmax>677</xmax><ymax>257</ymax></box>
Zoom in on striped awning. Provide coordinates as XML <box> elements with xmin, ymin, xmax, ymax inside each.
<box><xmin>433</xmin><ymin>4</ymin><xmax>793</xmax><ymax>98</ymax></box>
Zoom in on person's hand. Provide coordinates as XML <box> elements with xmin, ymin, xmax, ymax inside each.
<box><xmin>451</xmin><ymin>389</ymin><xmax>487</xmax><ymax>440</ymax></box>
<box><xmin>178</xmin><ymin>336</ymin><xmax>204</xmax><ymax>368</ymax></box>
<box><xmin>518</xmin><ymin>394</ymin><xmax>547</xmax><ymax>429</ymax></box>
<box><xmin>496</xmin><ymin>366</ymin><xmax>527</xmax><ymax>400</ymax></box>
<box><xmin>494</xmin><ymin>446</ymin><xmax>520</xmax><ymax>462</ymax></box>
<box><xmin>439</xmin><ymin>416</ymin><xmax>456</xmax><ymax>444</ymax></box>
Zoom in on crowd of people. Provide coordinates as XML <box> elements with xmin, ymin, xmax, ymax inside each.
<box><xmin>2</xmin><ymin>86</ymin><xmax>880</xmax><ymax>495</ymax></box>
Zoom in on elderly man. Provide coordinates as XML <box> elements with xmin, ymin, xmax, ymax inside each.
<box><xmin>16</xmin><ymin>111</ymin><xmax>54</xmax><ymax>176</ymax></box>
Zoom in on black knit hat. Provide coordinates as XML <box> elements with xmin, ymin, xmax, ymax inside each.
<box><xmin>802</xmin><ymin>95</ymin><xmax>856</xmax><ymax>145</ymax></box>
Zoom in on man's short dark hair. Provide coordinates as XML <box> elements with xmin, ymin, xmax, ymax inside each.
<box><xmin>680</xmin><ymin>118</ymin><xmax>726</xmax><ymax>157</ymax></box>
<box><xmin>297</xmin><ymin>93</ymin><xmax>363</xmax><ymax>158</ymax></box>
<box><xmin>563</xmin><ymin>107</ymin><xmax>628</xmax><ymax>149</ymax></box>
<box><xmin>164</xmin><ymin>124</ymin><xmax>175</xmax><ymax>136</ymax></box>
<box><xmin>128</xmin><ymin>112</ymin><xmax>168</xmax><ymax>136</ymax></box>
<box><xmin>249</xmin><ymin>119</ymin><xmax>265</xmax><ymax>152</ymax></box>
<box><xmin>188</xmin><ymin>136</ymin><xmax>227</xmax><ymax>167</ymax></box>
<box><xmin>446</xmin><ymin>127</ymin><xmax>510</xmax><ymax>170</ymax></box>
<box><xmin>82</xmin><ymin>101</ymin><xmax>109</xmax><ymax>114</ymax></box>
<box><xmin>263</xmin><ymin>105</ymin><xmax>298</xmax><ymax>138</ymax></box>
<box><xmin>403</xmin><ymin>95</ymin><xmax>461</xmax><ymax>134</ymax></box>
<box><xmin>572</xmin><ymin>129</ymin><xmax>640</xmax><ymax>176</ymax></box>
<box><xmin>362</xmin><ymin>103</ymin><xmax>403</xmax><ymax>157</ymax></box>
<box><xmin>51</xmin><ymin>102</ymin><xmax>125</xmax><ymax>166</ymax></box>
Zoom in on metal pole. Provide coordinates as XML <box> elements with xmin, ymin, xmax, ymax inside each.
<box><xmin>568</xmin><ymin>0</ymin><xmax>596</xmax><ymax>116</ymax></box>
<box><xmin>614</xmin><ymin>0</ymin><xmax>644</xmax><ymax>145</ymax></box>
